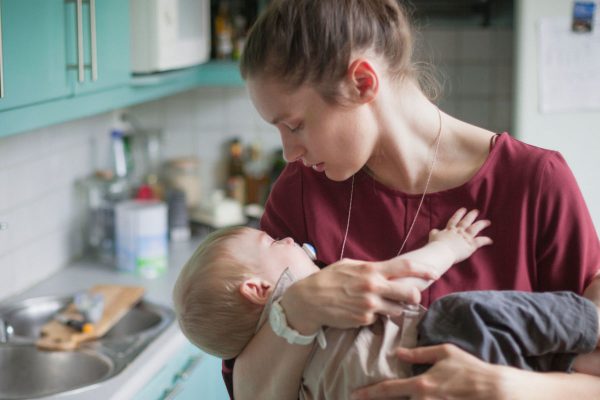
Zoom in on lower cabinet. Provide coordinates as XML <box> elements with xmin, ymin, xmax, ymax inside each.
<box><xmin>135</xmin><ymin>342</ymin><xmax>230</xmax><ymax>400</ymax></box>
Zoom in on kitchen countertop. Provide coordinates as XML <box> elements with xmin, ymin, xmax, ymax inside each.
<box><xmin>0</xmin><ymin>237</ymin><xmax>206</xmax><ymax>400</ymax></box>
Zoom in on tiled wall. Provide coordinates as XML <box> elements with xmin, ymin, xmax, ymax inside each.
<box><xmin>0</xmin><ymin>115</ymin><xmax>112</xmax><ymax>298</ymax></box>
<box><xmin>0</xmin><ymin>27</ymin><xmax>513</xmax><ymax>301</ymax></box>
<box><xmin>417</xmin><ymin>26</ymin><xmax>513</xmax><ymax>133</ymax></box>
<box><xmin>128</xmin><ymin>87</ymin><xmax>282</xmax><ymax>197</ymax></box>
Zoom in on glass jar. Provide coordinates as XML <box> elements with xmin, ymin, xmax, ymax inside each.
<box><xmin>163</xmin><ymin>157</ymin><xmax>202</xmax><ymax>210</ymax></box>
<box><xmin>77</xmin><ymin>170</ymin><xmax>131</xmax><ymax>264</ymax></box>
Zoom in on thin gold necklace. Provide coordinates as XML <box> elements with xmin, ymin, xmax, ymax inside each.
<box><xmin>339</xmin><ymin>107</ymin><xmax>444</xmax><ymax>260</ymax></box>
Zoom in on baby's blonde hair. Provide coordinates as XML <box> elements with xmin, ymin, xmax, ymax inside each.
<box><xmin>172</xmin><ymin>226</ymin><xmax>264</xmax><ymax>359</ymax></box>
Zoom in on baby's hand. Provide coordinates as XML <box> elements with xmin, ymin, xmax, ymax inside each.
<box><xmin>429</xmin><ymin>208</ymin><xmax>492</xmax><ymax>264</ymax></box>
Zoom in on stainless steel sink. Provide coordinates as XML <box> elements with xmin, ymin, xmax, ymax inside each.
<box><xmin>0</xmin><ymin>295</ymin><xmax>174</xmax><ymax>399</ymax></box>
<box><xmin>0</xmin><ymin>345</ymin><xmax>114</xmax><ymax>400</ymax></box>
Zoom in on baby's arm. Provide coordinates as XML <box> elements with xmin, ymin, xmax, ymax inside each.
<box><xmin>391</xmin><ymin>208</ymin><xmax>492</xmax><ymax>292</ymax></box>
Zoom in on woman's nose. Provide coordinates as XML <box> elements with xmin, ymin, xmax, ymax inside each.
<box><xmin>280</xmin><ymin>131</ymin><xmax>304</xmax><ymax>162</ymax></box>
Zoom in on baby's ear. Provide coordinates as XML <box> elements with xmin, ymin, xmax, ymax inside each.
<box><xmin>239</xmin><ymin>278</ymin><xmax>273</xmax><ymax>305</ymax></box>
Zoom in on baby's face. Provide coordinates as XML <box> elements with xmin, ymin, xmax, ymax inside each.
<box><xmin>234</xmin><ymin>228</ymin><xmax>320</xmax><ymax>283</ymax></box>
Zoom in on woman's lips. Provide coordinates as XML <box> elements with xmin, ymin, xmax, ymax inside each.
<box><xmin>311</xmin><ymin>163</ymin><xmax>325</xmax><ymax>172</ymax></box>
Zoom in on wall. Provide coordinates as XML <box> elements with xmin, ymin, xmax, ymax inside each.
<box><xmin>0</xmin><ymin>88</ymin><xmax>272</xmax><ymax>301</ymax></box>
<box><xmin>514</xmin><ymin>0</ymin><xmax>600</xmax><ymax>229</ymax></box>
<box><xmin>0</xmin><ymin>26</ymin><xmax>514</xmax><ymax>301</ymax></box>
<box><xmin>417</xmin><ymin>26</ymin><xmax>513</xmax><ymax>133</ymax></box>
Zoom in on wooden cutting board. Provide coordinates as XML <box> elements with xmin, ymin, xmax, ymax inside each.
<box><xmin>36</xmin><ymin>284</ymin><xmax>145</xmax><ymax>351</ymax></box>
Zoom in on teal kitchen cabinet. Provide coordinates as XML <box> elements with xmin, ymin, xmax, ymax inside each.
<box><xmin>65</xmin><ymin>0</ymin><xmax>130</xmax><ymax>96</ymax></box>
<box><xmin>0</xmin><ymin>0</ymin><xmax>129</xmax><ymax>112</ymax></box>
<box><xmin>0</xmin><ymin>0</ymin><xmax>70</xmax><ymax>111</ymax></box>
<box><xmin>135</xmin><ymin>342</ymin><xmax>230</xmax><ymax>400</ymax></box>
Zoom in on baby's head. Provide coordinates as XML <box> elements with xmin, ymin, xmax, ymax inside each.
<box><xmin>172</xmin><ymin>226</ymin><xmax>318</xmax><ymax>359</ymax></box>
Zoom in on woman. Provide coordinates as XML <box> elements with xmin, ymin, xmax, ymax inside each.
<box><xmin>226</xmin><ymin>0</ymin><xmax>600</xmax><ymax>399</ymax></box>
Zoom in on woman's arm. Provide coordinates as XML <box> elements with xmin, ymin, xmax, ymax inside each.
<box><xmin>352</xmin><ymin>344</ymin><xmax>600</xmax><ymax>400</ymax></box>
<box><xmin>233</xmin><ymin>257</ymin><xmax>439</xmax><ymax>400</ymax></box>
<box><xmin>234</xmin><ymin>208</ymin><xmax>492</xmax><ymax>399</ymax></box>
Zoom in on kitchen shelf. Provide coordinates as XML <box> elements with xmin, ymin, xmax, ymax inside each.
<box><xmin>0</xmin><ymin>61</ymin><xmax>244</xmax><ymax>139</ymax></box>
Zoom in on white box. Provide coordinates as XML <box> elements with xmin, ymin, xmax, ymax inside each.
<box><xmin>130</xmin><ymin>0</ymin><xmax>211</xmax><ymax>73</ymax></box>
<box><xmin>115</xmin><ymin>200</ymin><xmax>168</xmax><ymax>278</ymax></box>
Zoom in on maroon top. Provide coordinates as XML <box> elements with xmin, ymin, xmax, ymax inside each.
<box><xmin>222</xmin><ymin>133</ymin><xmax>600</xmax><ymax>398</ymax></box>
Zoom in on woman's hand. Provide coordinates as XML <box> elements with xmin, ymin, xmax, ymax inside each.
<box><xmin>352</xmin><ymin>344</ymin><xmax>507</xmax><ymax>400</ymax></box>
<box><xmin>280</xmin><ymin>258</ymin><xmax>439</xmax><ymax>334</ymax></box>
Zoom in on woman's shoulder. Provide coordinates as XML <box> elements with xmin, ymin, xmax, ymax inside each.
<box><xmin>495</xmin><ymin>133</ymin><xmax>560</xmax><ymax>165</ymax></box>
<box><xmin>486</xmin><ymin>133</ymin><xmax>569</xmax><ymax>178</ymax></box>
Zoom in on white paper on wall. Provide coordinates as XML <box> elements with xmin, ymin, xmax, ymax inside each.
<box><xmin>538</xmin><ymin>17</ymin><xmax>600</xmax><ymax>113</ymax></box>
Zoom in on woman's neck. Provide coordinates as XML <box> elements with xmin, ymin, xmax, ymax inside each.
<box><xmin>364</xmin><ymin>80</ymin><xmax>496</xmax><ymax>194</ymax></box>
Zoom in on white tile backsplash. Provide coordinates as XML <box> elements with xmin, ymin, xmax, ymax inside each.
<box><xmin>0</xmin><ymin>25</ymin><xmax>514</xmax><ymax>301</ymax></box>
<box><xmin>0</xmin><ymin>112</ymin><xmax>118</xmax><ymax>300</ymax></box>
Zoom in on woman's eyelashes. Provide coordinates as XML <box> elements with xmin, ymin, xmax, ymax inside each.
<box><xmin>287</xmin><ymin>123</ymin><xmax>303</xmax><ymax>134</ymax></box>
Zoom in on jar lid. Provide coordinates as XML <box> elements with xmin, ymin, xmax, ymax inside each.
<box><xmin>94</xmin><ymin>169</ymin><xmax>114</xmax><ymax>181</ymax></box>
<box><xmin>167</xmin><ymin>157</ymin><xmax>200</xmax><ymax>170</ymax></box>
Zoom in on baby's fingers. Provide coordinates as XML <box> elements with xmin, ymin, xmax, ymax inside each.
<box><xmin>466</xmin><ymin>219</ymin><xmax>491</xmax><ymax>236</ymax></box>
<box><xmin>446</xmin><ymin>208</ymin><xmax>467</xmax><ymax>228</ymax></box>
<box><xmin>474</xmin><ymin>236</ymin><xmax>493</xmax><ymax>248</ymax></box>
<box><xmin>457</xmin><ymin>209</ymin><xmax>479</xmax><ymax>228</ymax></box>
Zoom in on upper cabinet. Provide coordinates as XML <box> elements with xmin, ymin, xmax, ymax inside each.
<box><xmin>0</xmin><ymin>0</ymin><xmax>129</xmax><ymax>112</ymax></box>
<box><xmin>0</xmin><ymin>0</ymin><xmax>71</xmax><ymax>111</ymax></box>
<box><xmin>65</xmin><ymin>0</ymin><xmax>131</xmax><ymax>95</ymax></box>
<box><xmin>0</xmin><ymin>0</ymin><xmax>247</xmax><ymax>139</ymax></box>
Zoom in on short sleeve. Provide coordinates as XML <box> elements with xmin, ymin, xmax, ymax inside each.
<box><xmin>534</xmin><ymin>152</ymin><xmax>600</xmax><ymax>293</ymax></box>
<box><xmin>260</xmin><ymin>162</ymin><xmax>308</xmax><ymax>243</ymax></box>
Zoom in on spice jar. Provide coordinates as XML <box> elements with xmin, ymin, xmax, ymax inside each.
<box><xmin>163</xmin><ymin>157</ymin><xmax>202</xmax><ymax>210</ymax></box>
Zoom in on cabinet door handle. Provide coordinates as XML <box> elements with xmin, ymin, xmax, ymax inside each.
<box><xmin>0</xmin><ymin>0</ymin><xmax>4</xmax><ymax>98</ymax></box>
<box><xmin>174</xmin><ymin>354</ymin><xmax>203</xmax><ymax>382</ymax></box>
<box><xmin>89</xmin><ymin>0</ymin><xmax>97</xmax><ymax>81</ymax></box>
<box><xmin>161</xmin><ymin>384</ymin><xmax>183</xmax><ymax>400</ymax></box>
<box><xmin>75</xmin><ymin>0</ymin><xmax>84</xmax><ymax>82</ymax></box>
<box><xmin>160</xmin><ymin>355</ymin><xmax>203</xmax><ymax>399</ymax></box>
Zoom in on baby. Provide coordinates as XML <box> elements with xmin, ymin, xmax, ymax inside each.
<box><xmin>173</xmin><ymin>209</ymin><xmax>600</xmax><ymax>399</ymax></box>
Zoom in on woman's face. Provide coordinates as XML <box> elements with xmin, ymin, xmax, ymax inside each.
<box><xmin>247</xmin><ymin>77</ymin><xmax>378</xmax><ymax>181</ymax></box>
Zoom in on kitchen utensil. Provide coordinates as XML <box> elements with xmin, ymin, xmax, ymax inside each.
<box><xmin>36</xmin><ymin>285</ymin><xmax>145</xmax><ymax>351</ymax></box>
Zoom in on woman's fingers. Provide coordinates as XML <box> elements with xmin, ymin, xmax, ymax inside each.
<box><xmin>351</xmin><ymin>378</ymin><xmax>415</xmax><ymax>400</ymax></box>
<box><xmin>380</xmin><ymin>283</ymin><xmax>421</xmax><ymax>305</ymax></box>
<box><xmin>395</xmin><ymin>344</ymin><xmax>457</xmax><ymax>364</ymax></box>
<box><xmin>353</xmin><ymin>344</ymin><xmax>504</xmax><ymax>400</ymax></box>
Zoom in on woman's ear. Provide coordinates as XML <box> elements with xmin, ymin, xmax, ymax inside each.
<box><xmin>347</xmin><ymin>59</ymin><xmax>379</xmax><ymax>103</ymax></box>
<box><xmin>239</xmin><ymin>278</ymin><xmax>273</xmax><ymax>305</ymax></box>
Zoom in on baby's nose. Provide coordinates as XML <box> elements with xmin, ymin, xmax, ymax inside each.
<box><xmin>281</xmin><ymin>237</ymin><xmax>295</xmax><ymax>245</ymax></box>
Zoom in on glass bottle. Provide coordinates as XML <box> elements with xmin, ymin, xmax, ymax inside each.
<box><xmin>214</xmin><ymin>1</ymin><xmax>234</xmax><ymax>59</ymax></box>
<box><xmin>226</xmin><ymin>138</ymin><xmax>246</xmax><ymax>204</ymax></box>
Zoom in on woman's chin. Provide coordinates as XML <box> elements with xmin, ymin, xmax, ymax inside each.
<box><xmin>324</xmin><ymin>169</ymin><xmax>353</xmax><ymax>182</ymax></box>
